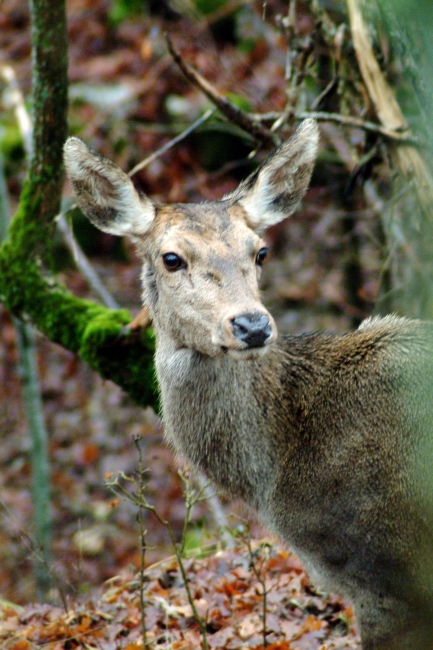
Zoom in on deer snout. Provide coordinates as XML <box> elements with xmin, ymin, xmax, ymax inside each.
<box><xmin>215</xmin><ymin>308</ymin><xmax>277</xmax><ymax>358</ymax></box>
<box><xmin>231</xmin><ymin>312</ymin><xmax>274</xmax><ymax>348</ymax></box>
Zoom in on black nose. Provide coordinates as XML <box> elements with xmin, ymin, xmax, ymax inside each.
<box><xmin>231</xmin><ymin>312</ymin><xmax>272</xmax><ymax>348</ymax></box>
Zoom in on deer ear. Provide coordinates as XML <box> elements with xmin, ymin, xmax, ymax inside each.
<box><xmin>63</xmin><ymin>137</ymin><xmax>155</xmax><ymax>238</ymax></box>
<box><xmin>226</xmin><ymin>119</ymin><xmax>319</xmax><ymax>235</ymax></box>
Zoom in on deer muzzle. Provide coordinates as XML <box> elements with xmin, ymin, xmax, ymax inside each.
<box><xmin>231</xmin><ymin>312</ymin><xmax>274</xmax><ymax>348</ymax></box>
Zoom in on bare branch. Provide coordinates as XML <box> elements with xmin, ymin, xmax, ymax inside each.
<box><xmin>298</xmin><ymin>111</ymin><xmax>421</xmax><ymax>144</ymax></box>
<box><xmin>166</xmin><ymin>34</ymin><xmax>279</xmax><ymax>149</ymax></box>
<box><xmin>129</xmin><ymin>108</ymin><xmax>216</xmax><ymax>177</ymax></box>
<box><xmin>252</xmin><ymin>109</ymin><xmax>421</xmax><ymax>145</ymax></box>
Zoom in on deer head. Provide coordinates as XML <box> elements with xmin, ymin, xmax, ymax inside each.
<box><xmin>64</xmin><ymin>119</ymin><xmax>318</xmax><ymax>359</ymax></box>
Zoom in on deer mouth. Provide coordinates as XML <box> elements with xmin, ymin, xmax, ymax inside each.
<box><xmin>224</xmin><ymin>345</ymin><xmax>272</xmax><ymax>360</ymax></box>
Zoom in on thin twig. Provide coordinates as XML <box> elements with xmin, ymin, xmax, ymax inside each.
<box><xmin>252</xmin><ymin>109</ymin><xmax>421</xmax><ymax>144</ymax></box>
<box><xmin>297</xmin><ymin>110</ymin><xmax>420</xmax><ymax>144</ymax></box>
<box><xmin>133</xmin><ymin>436</ymin><xmax>150</xmax><ymax>649</ymax></box>
<box><xmin>195</xmin><ymin>474</ymin><xmax>235</xmax><ymax>547</ymax></box>
<box><xmin>245</xmin><ymin>535</ymin><xmax>270</xmax><ymax>648</ymax></box>
<box><xmin>107</xmin><ymin>468</ymin><xmax>210</xmax><ymax>650</ymax></box>
<box><xmin>309</xmin><ymin>77</ymin><xmax>338</xmax><ymax>111</ymax></box>
<box><xmin>129</xmin><ymin>108</ymin><xmax>216</xmax><ymax>177</ymax></box>
<box><xmin>178</xmin><ymin>470</ymin><xmax>209</xmax><ymax>556</ymax></box>
<box><xmin>56</xmin><ymin>215</ymin><xmax>120</xmax><ymax>310</ymax></box>
<box><xmin>166</xmin><ymin>34</ymin><xmax>279</xmax><ymax>149</ymax></box>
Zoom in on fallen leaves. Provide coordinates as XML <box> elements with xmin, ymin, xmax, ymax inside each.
<box><xmin>0</xmin><ymin>541</ymin><xmax>360</xmax><ymax>649</ymax></box>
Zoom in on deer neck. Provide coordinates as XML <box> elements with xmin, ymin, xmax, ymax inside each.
<box><xmin>154</xmin><ymin>334</ymin><xmax>282</xmax><ymax>506</ymax></box>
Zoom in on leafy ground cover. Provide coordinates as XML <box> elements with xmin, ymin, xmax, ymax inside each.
<box><xmin>1</xmin><ymin>542</ymin><xmax>360</xmax><ymax>649</ymax></box>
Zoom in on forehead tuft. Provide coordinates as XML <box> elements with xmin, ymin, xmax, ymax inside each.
<box><xmin>154</xmin><ymin>201</ymin><xmax>250</xmax><ymax>237</ymax></box>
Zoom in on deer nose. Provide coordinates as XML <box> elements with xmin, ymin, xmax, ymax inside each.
<box><xmin>231</xmin><ymin>312</ymin><xmax>273</xmax><ymax>348</ymax></box>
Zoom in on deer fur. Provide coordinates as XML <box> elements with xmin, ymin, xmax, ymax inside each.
<box><xmin>64</xmin><ymin>120</ymin><xmax>433</xmax><ymax>649</ymax></box>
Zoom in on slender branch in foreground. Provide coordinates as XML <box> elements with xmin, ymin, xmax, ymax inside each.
<box><xmin>133</xmin><ymin>436</ymin><xmax>150</xmax><ymax>649</ymax></box>
<box><xmin>195</xmin><ymin>474</ymin><xmax>235</xmax><ymax>547</ymax></box>
<box><xmin>166</xmin><ymin>34</ymin><xmax>279</xmax><ymax>149</ymax></box>
<box><xmin>246</xmin><ymin>539</ymin><xmax>269</xmax><ymax>648</ymax></box>
<box><xmin>107</xmin><ymin>466</ymin><xmax>210</xmax><ymax>650</ymax></box>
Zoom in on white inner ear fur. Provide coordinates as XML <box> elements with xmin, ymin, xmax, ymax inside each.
<box><xmin>104</xmin><ymin>183</ymin><xmax>155</xmax><ymax>238</ymax></box>
<box><xmin>235</xmin><ymin>119</ymin><xmax>319</xmax><ymax>234</ymax></box>
<box><xmin>64</xmin><ymin>137</ymin><xmax>155</xmax><ymax>237</ymax></box>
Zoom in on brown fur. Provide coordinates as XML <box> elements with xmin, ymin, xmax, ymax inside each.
<box><xmin>64</xmin><ymin>120</ymin><xmax>433</xmax><ymax>649</ymax></box>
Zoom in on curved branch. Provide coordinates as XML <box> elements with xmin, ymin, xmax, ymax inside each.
<box><xmin>166</xmin><ymin>34</ymin><xmax>279</xmax><ymax>149</ymax></box>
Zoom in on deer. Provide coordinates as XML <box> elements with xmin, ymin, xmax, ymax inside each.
<box><xmin>64</xmin><ymin>119</ymin><xmax>433</xmax><ymax>649</ymax></box>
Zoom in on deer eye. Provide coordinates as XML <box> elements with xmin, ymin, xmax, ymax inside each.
<box><xmin>162</xmin><ymin>252</ymin><xmax>186</xmax><ymax>271</ymax></box>
<box><xmin>256</xmin><ymin>247</ymin><xmax>268</xmax><ymax>266</ymax></box>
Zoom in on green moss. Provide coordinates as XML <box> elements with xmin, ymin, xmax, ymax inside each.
<box><xmin>194</xmin><ymin>0</ymin><xmax>225</xmax><ymax>16</ymax></box>
<box><xmin>109</xmin><ymin>0</ymin><xmax>147</xmax><ymax>27</ymax></box>
<box><xmin>6</xmin><ymin>177</ymin><xmax>53</xmax><ymax>261</ymax></box>
<box><xmin>81</xmin><ymin>315</ymin><xmax>158</xmax><ymax>409</ymax></box>
<box><xmin>0</xmin><ymin>235</ymin><xmax>158</xmax><ymax>410</ymax></box>
<box><xmin>226</xmin><ymin>93</ymin><xmax>252</xmax><ymax>112</ymax></box>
